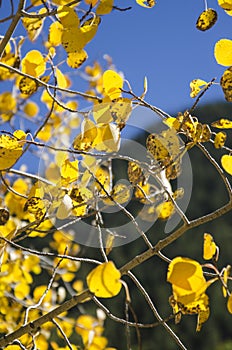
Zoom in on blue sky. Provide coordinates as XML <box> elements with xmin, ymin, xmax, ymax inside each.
<box><xmin>87</xmin><ymin>0</ymin><xmax>232</xmax><ymax>115</ymax></box>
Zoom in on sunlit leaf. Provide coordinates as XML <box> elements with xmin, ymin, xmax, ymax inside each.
<box><xmin>0</xmin><ymin>134</ymin><xmax>24</xmax><ymax>170</ymax></box>
<box><xmin>203</xmin><ymin>233</ymin><xmax>217</xmax><ymax>260</ymax></box>
<box><xmin>22</xmin><ymin>8</ymin><xmax>46</xmax><ymax>41</ymax></box>
<box><xmin>136</xmin><ymin>0</ymin><xmax>155</xmax><ymax>8</ymax></box>
<box><xmin>103</xmin><ymin>183</ymin><xmax>131</xmax><ymax>205</ymax></box>
<box><xmin>23</xmin><ymin>101</ymin><xmax>39</xmax><ymax>117</ymax></box>
<box><xmin>0</xmin><ymin>92</ymin><xmax>17</xmax><ymax>121</ymax></box>
<box><xmin>48</xmin><ymin>21</ymin><xmax>63</xmax><ymax>46</ymax></box>
<box><xmin>196</xmin><ymin>9</ymin><xmax>217</xmax><ymax>31</ymax></box>
<box><xmin>220</xmin><ymin>67</ymin><xmax>232</xmax><ymax>102</ymax></box>
<box><xmin>60</xmin><ymin>159</ymin><xmax>79</xmax><ymax>184</ymax></box>
<box><xmin>86</xmin><ymin>261</ymin><xmax>122</xmax><ymax>297</ymax></box>
<box><xmin>211</xmin><ymin>118</ymin><xmax>232</xmax><ymax>128</ymax></box>
<box><xmin>21</xmin><ymin>50</ymin><xmax>46</xmax><ymax>77</ymax></box>
<box><xmin>127</xmin><ymin>161</ymin><xmax>145</xmax><ymax>184</ymax></box>
<box><xmin>72</xmin><ymin>119</ymin><xmax>97</xmax><ymax>151</ymax></box>
<box><xmin>218</xmin><ymin>0</ymin><xmax>232</xmax><ymax>10</ymax></box>
<box><xmin>190</xmin><ymin>79</ymin><xmax>208</xmax><ymax>98</ymax></box>
<box><xmin>102</xmin><ymin>70</ymin><xmax>123</xmax><ymax>100</ymax></box>
<box><xmin>221</xmin><ymin>154</ymin><xmax>232</xmax><ymax>175</ymax></box>
<box><xmin>24</xmin><ymin>196</ymin><xmax>48</xmax><ymax>220</ymax></box>
<box><xmin>94</xmin><ymin>165</ymin><xmax>111</xmax><ymax>194</ymax></box>
<box><xmin>167</xmin><ymin>257</ymin><xmax>208</xmax><ymax>304</ymax></box>
<box><xmin>18</xmin><ymin>76</ymin><xmax>38</xmax><ymax>95</ymax></box>
<box><xmin>94</xmin><ymin>123</ymin><xmax>121</xmax><ymax>152</ymax></box>
<box><xmin>156</xmin><ymin>201</ymin><xmax>175</xmax><ymax>220</ymax></box>
<box><xmin>214</xmin><ymin>39</ymin><xmax>232</xmax><ymax>66</ymax></box>
<box><xmin>227</xmin><ymin>293</ymin><xmax>232</xmax><ymax>313</ymax></box>
<box><xmin>222</xmin><ymin>265</ymin><xmax>231</xmax><ymax>297</ymax></box>
<box><xmin>56</xmin><ymin>194</ymin><xmax>73</xmax><ymax>220</ymax></box>
<box><xmin>14</xmin><ymin>282</ymin><xmax>30</xmax><ymax>300</ymax></box>
<box><xmin>57</xmin><ymin>5</ymin><xmax>80</xmax><ymax>28</ymax></box>
<box><xmin>67</xmin><ymin>50</ymin><xmax>88</xmax><ymax>68</ymax></box>
<box><xmin>96</xmin><ymin>0</ymin><xmax>114</xmax><ymax>14</ymax></box>
<box><xmin>214</xmin><ymin>131</ymin><xmax>226</xmax><ymax>148</ymax></box>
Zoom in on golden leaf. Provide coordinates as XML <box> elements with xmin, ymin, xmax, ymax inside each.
<box><xmin>86</xmin><ymin>261</ymin><xmax>122</xmax><ymax>297</ymax></box>
<box><xmin>214</xmin><ymin>131</ymin><xmax>226</xmax><ymax>148</ymax></box>
<box><xmin>196</xmin><ymin>9</ymin><xmax>217</xmax><ymax>31</ymax></box>
<box><xmin>221</xmin><ymin>154</ymin><xmax>232</xmax><ymax>175</ymax></box>
<box><xmin>214</xmin><ymin>39</ymin><xmax>232</xmax><ymax>66</ymax></box>
<box><xmin>211</xmin><ymin>118</ymin><xmax>232</xmax><ymax>128</ymax></box>
<box><xmin>220</xmin><ymin>67</ymin><xmax>232</xmax><ymax>101</ymax></box>
<box><xmin>203</xmin><ymin>233</ymin><xmax>217</xmax><ymax>260</ymax></box>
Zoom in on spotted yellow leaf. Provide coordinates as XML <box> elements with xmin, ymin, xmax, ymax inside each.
<box><xmin>136</xmin><ymin>0</ymin><xmax>155</xmax><ymax>8</ymax></box>
<box><xmin>220</xmin><ymin>67</ymin><xmax>232</xmax><ymax>102</ymax></box>
<box><xmin>0</xmin><ymin>134</ymin><xmax>24</xmax><ymax>170</ymax></box>
<box><xmin>96</xmin><ymin>0</ymin><xmax>114</xmax><ymax>14</ymax></box>
<box><xmin>21</xmin><ymin>50</ymin><xmax>46</xmax><ymax>77</ymax></box>
<box><xmin>67</xmin><ymin>50</ymin><xmax>88</xmax><ymax>68</ymax></box>
<box><xmin>214</xmin><ymin>39</ymin><xmax>232</xmax><ymax>66</ymax></box>
<box><xmin>22</xmin><ymin>8</ymin><xmax>46</xmax><ymax>41</ymax></box>
<box><xmin>127</xmin><ymin>161</ymin><xmax>145</xmax><ymax>184</ymax></box>
<box><xmin>211</xmin><ymin>118</ymin><xmax>232</xmax><ymax>128</ymax></box>
<box><xmin>18</xmin><ymin>76</ymin><xmax>38</xmax><ymax>95</ymax></box>
<box><xmin>190</xmin><ymin>79</ymin><xmax>208</xmax><ymax>98</ymax></box>
<box><xmin>86</xmin><ymin>261</ymin><xmax>122</xmax><ymax>297</ymax></box>
<box><xmin>72</xmin><ymin>119</ymin><xmax>97</xmax><ymax>151</ymax></box>
<box><xmin>102</xmin><ymin>70</ymin><xmax>123</xmax><ymax>100</ymax></box>
<box><xmin>167</xmin><ymin>257</ymin><xmax>208</xmax><ymax>305</ymax></box>
<box><xmin>221</xmin><ymin>154</ymin><xmax>232</xmax><ymax>175</ymax></box>
<box><xmin>214</xmin><ymin>131</ymin><xmax>226</xmax><ymax>148</ymax></box>
<box><xmin>0</xmin><ymin>208</ymin><xmax>9</xmax><ymax>225</ymax></box>
<box><xmin>203</xmin><ymin>233</ymin><xmax>217</xmax><ymax>260</ymax></box>
<box><xmin>218</xmin><ymin>0</ymin><xmax>232</xmax><ymax>10</ymax></box>
<box><xmin>24</xmin><ymin>196</ymin><xmax>49</xmax><ymax>220</ymax></box>
<box><xmin>196</xmin><ymin>9</ymin><xmax>217</xmax><ymax>31</ymax></box>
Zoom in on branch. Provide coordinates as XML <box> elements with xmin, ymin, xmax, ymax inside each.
<box><xmin>0</xmin><ymin>0</ymin><xmax>26</xmax><ymax>58</ymax></box>
<box><xmin>0</xmin><ymin>290</ymin><xmax>93</xmax><ymax>348</ymax></box>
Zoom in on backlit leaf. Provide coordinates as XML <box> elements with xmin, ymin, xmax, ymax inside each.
<box><xmin>156</xmin><ymin>201</ymin><xmax>175</xmax><ymax>220</ymax></box>
<box><xmin>214</xmin><ymin>39</ymin><xmax>232</xmax><ymax>66</ymax></box>
<box><xmin>86</xmin><ymin>261</ymin><xmax>122</xmax><ymax>297</ymax></box>
<box><xmin>21</xmin><ymin>50</ymin><xmax>46</xmax><ymax>77</ymax></box>
<box><xmin>222</xmin><ymin>265</ymin><xmax>231</xmax><ymax>297</ymax></box>
<box><xmin>60</xmin><ymin>159</ymin><xmax>79</xmax><ymax>184</ymax></box>
<box><xmin>0</xmin><ymin>134</ymin><xmax>24</xmax><ymax>170</ymax></box>
<box><xmin>94</xmin><ymin>123</ymin><xmax>121</xmax><ymax>152</ymax></box>
<box><xmin>57</xmin><ymin>5</ymin><xmax>80</xmax><ymax>28</ymax></box>
<box><xmin>96</xmin><ymin>0</ymin><xmax>114</xmax><ymax>14</ymax></box>
<box><xmin>22</xmin><ymin>8</ymin><xmax>46</xmax><ymax>41</ymax></box>
<box><xmin>220</xmin><ymin>67</ymin><xmax>232</xmax><ymax>102</ymax></box>
<box><xmin>214</xmin><ymin>131</ymin><xmax>226</xmax><ymax>148</ymax></box>
<box><xmin>190</xmin><ymin>79</ymin><xmax>207</xmax><ymax>98</ymax></box>
<box><xmin>23</xmin><ymin>101</ymin><xmax>39</xmax><ymax>117</ymax></box>
<box><xmin>67</xmin><ymin>50</ymin><xmax>88</xmax><ymax>68</ymax></box>
<box><xmin>211</xmin><ymin>118</ymin><xmax>232</xmax><ymax>128</ymax></box>
<box><xmin>48</xmin><ymin>21</ymin><xmax>63</xmax><ymax>46</ymax></box>
<box><xmin>18</xmin><ymin>76</ymin><xmax>38</xmax><ymax>95</ymax></box>
<box><xmin>167</xmin><ymin>257</ymin><xmax>208</xmax><ymax>304</ymax></box>
<box><xmin>218</xmin><ymin>0</ymin><xmax>232</xmax><ymax>10</ymax></box>
<box><xmin>221</xmin><ymin>154</ymin><xmax>232</xmax><ymax>175</ymax></box>
<box><xmin>136</xmin><ymin>0</ymin><xmax>155</xmax><ymax>8</ymax></box>
<box><xmin>72</xmin><ymin>119</ymin><xmax>97</xmax><ymax>151</ymax></box>
<box><xmin>203</xmin><ymin>233</ymin><xmax>217</xmax><ymax>260</ymax></box>
<box><xmin>196</xmin><ymin>9</ymin><xmax>217</xmax><ymax>31</ymax></box>
<box><xmin>227</xmin><ymin>293</ymin><xmax>232</xmax><ymax>313</ymax></box>
<box><xmin>102</xmin><ymin>70</ymin><xmax>123</xmax><ymax>100</ymax></box>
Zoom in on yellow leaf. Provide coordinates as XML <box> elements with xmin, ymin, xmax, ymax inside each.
<box><xmin>55</xmin><ymin>67</ymin><xmax>68</xmax><ymax>88</ymax></box>
<box><xmin>167</xmin><ymin>257</ymin><xmax>208</xmax><ymax>304</ymax></box>
<box><xmin>203</xmin><ymin>233</ymin><xmax>217</xmax><ymax>260</ymax></box>
<box><xmin>56</xmin><ymin>194</ymin><xmax>73</xmax><ymax>220</ymax></box>
<box><xmin>94</xmin><ymin>123</ymin><xmax>121</xmax><ymax>152</ymax></box>
<box><xmin>222</xmin><ymin>265</ymin><xmax>231</xmax><ymax>297</ymax></box>
<box><xmin>94</xmin><ymin>165</ymin><xmax>111</xmax><ymax>194</ymax></box>
<box><xmin>14</xmin><ymin>282</ymin><xmax>30</xmax><ymax>300</ymax></box>
<box><xmin>103</xmin><ymin>183</ymin><xmax>131</xmax><ymax>205</ymax></box>
<box><xmin>67</xmin><ymin>50</ymin><xmax>88</xmax><ymax>68</ymax></box>
<box><xmin>156</xmin><ymin>201</ymin><xmax>175</xmax><ymax>220</ymax></box>
<box><xmin>22</xmin><ymin>8</ymin><xmax>46</xmax><ymax>41</ymax></box>
<box><xmin>48</xmin><ymin>21</ymin><xmax>63</xmax><ymax>46</ymax></box>
<box><xmin>0</xmin><ymin>134</ymin><xmax>23</xmax><ymax>170</ymax></box>
<box><xmin>136</xmin><ymin>0</ymin><xmax>155</xmax><ymax>7</ymax></box>
<box><xmin>218</xmin><ymin>0</ymin><xmax>232</xmax><ymax>10</ymax></box>
<box><xmin>80</xmin><ymin>16</ymin><xmax>100</xmax><ymax>46</ymax></box>
<box><xmin>69</xmin><ymin>186</ymin><xmax>93</xmax><ymax>217</ymax></box>
<box><xmin>211</xmin><ymin>118</ymin><xmax>232</xmax><ymax>128</ymax></box>
<box><xmin>21</xmin><ymin>50</ymin><xmax>46</xmax><ymax>77</ymax></box>
<box><xmin>0</xmin><ymin>92</ymin><xmax>17</xmax><ymax>121</ymax></box>
<box><xmin>220</xmin><ymin>67</ymin><xmax>232</xmax><ymax>102</ymax></box>
<box><xmin>127</xmin><ymin>161</ymin><xmax>144</xmax><ymax>184</ymax></box>
<box><xmin>18</xmin><ymin>76</ymin><xmax>38</xmax><ymax>95</ymax></box>
<box><xmin>214</xmin><ymin>131</ymin><xmax>226</xmax><ymax>148</ymax></box>
<box><xmin>57</xmin><ymin>5</ymin><xmax>80</xmax><ymax>28</ymax></box>
<box><xmin>102</xmin><ymin>70</ymin><xmax>123</xmax><ymax>100</ymax></box>
<box><xmin>196</xmin><ymin>9</ymin><xmax>217</xmax><ymax>31</ymax></box>
<box><xmin>227</xmin><ymin>293</ymin><xmax>232</xmax><ymax>313</ymax></box>
<box><xmin>24</xmin><ymin>101</ymin><xmax>39</xmax><ymax>117</ymax></box>
<box><xmin>60</xmin><ymin>159</ymin><xmax>79</xmax><ymax>184</ymax></box>
<box><xmin>86</xmin><ymin>261</ymin><xmax>122</xmax><ymax>297</ymax></box>
<box><xmin>214</xmin><ymin>39</ymin><xmax>232</xmax><ymax>66</ymax></box>
<box><xmin>24</xmin><ymin>196</ymin><xmax>48</xmax><ymax>220</ymax></box>
<box><xmin>72</xmin><ymin>119</ymin><xmax>97</xmax><ymax>151</ymax></box>
<box><xmin>221</xmin><ymin>154</ymin><xmax>232</xmax><ymax>175</ymax></box>
<box><xmin>190</xmin><ymin>79</ymin><xmax>208</xmax><ymax>98</ymax></box>
<box><xmin>96</xmin><ymin>0</ymin><xmax>114</xmax><ymax>14</ymax></box>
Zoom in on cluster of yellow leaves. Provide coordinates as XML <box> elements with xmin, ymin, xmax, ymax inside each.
<box><xmin>48</xmin><ymin>5</ymin><xmax>100</xmax><ymax>68</ymax></box>
<box><xmin>76</xmin><ymin>311</ymin><xmax>117</xmax><ymax>350</ymax></box>
<box><xmin>167</xmin><ymin>257</ymin><xmax>211</xmax><ymax>331</ymax></box>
